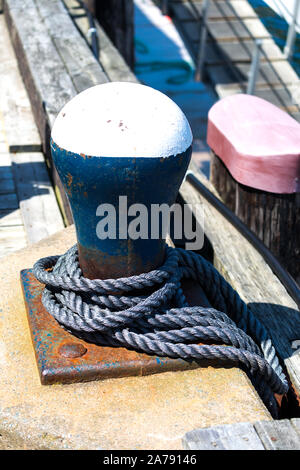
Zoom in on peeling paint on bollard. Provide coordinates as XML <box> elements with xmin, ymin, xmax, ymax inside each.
<box><xmin>50</xmin><ymin>82</ymin><xmax>193</xmax><ymax>279</ymax></box>
<box><xmin>20</xmin><ymin>82</ymin><xmax>204</xmax><ymax>384</ymax></box>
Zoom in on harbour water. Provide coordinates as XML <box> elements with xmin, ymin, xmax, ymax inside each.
<box><xmin>133</xmin><ymin>0</ymin><xmax>216</xmax><ymax>146</ymax></box>
<box><xmin>133</xmin><ymin>0</ymin><xmax>300</xmax><ymax>159</ymax></box>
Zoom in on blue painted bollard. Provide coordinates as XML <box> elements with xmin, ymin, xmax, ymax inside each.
<box><xmin>27</xmin><ymin>84</ymin><xmax>289</xmax><ymax>401</ymax></box>
<box><xmin>51</xmin><ymin>82</ymin><xmax>192</xmax><ymax>279</ymax></box>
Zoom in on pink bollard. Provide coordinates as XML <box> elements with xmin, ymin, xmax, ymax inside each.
<box><xmin>207</xmin><ymin>94</ymin><xmax>300</xmax><ymax>282</ymax></box>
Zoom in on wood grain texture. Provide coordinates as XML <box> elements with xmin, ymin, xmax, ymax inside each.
<box><xmin>4</xmin><ymin>0</ymin><xmax>76</xmax><ymax>224</ymax></box>
<box><xmin>170</xmin><ymin>0</ymin><xmax>258</xmax><ymax>22</ymax></box>
<box><xmin>254</xmin><ymin>419</ymin><xmax>300</xmax><ymax>450</ymax></box>
<box><xmin>210</xmin><ymin>153</ymin><xmax>300</xmax><ymax>281</ymax></box>
<box><xmin>169</xmin><ymin>0</ymin><xmax>300</xmax><ymax>118</ymax></box>
<box><xmin>0</xmin><ymin>15</ymin><xmax>41</xmax><ymax>153</ymax></box>
<box><xmin>36</xmin><ymin>0</ymin><xmax>108</xmax><ymax>92</ymax></box>
<box><xmin>0</xmin><ymin>11</ymin><xmax>64</xmax><ymax>256</ymax></box>
<box><xmin>181</xmin><ymin>18</ymin><xmax>270</xmax><ymax>43</ymax></box>
<box><xmin>3</xmin><ymin>0</ymin><xmax>110</xmax><ymax>224</ymax></box>
<box><xmin>11</xmin><ymin>152</ymin><xmax>64</xmax><ymax>244</ymax></box>
<box><xmin>180</xmin><ymin>163</ymin><xmax>300</xmax><ymax>398</ymax></box>
<box><xmin>64</xmin><ymin>0</ymin><xmax>138</xmax><ymax>83</ymax></box>
<box><xmin>183</xmin><ymin>421</ymin><xmax>264</xmax><ymax>450</ymax></box>
<box><xmin>183</xmin><ymin>418</ymin><xmax>300</xmax><ymax>450</ymax></box>
<box><xmin>4</xmin><ymin>0</ymin><xmax>139</xmax><ymax>224</ymax></box>
<box><xmin>210</xmin><ymin>152</ymin><xmax>237</xmax><ymax>210</ymax></box>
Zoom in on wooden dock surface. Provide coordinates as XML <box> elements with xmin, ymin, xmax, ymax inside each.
<box><xmin>183</xmin><ymin>417</ymin><xmax>300</xmax><ymax>449</ymax></box>
<box><xmin>180</xmin><ymin>158</ymin><xmax>300</xmax><ymax>414</ymax></box>
<box><xmin>134</xmin><ymin>0</ymin><xmax>218</xmax><ymax>144</ymax></box>
<box><xmin>166</xmin><ymin>0</ymin><xmax>300</xmax><ymax>121</ymax></box>
<box><xmin>3</xmin><ymin>0</ymin><xmax>140</xmax><ymax>224</ymax></box>
<box><xmin>0</xmin><ymin>0</ymin><xmax>299</xmax><ymax>449</ymax></box>
<box><xmin>0</xmin><ymin>13</ymin><xmax>64</xmax><ymax>257</ymax></box>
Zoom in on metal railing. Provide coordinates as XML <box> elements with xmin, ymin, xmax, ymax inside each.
<box><xmin>193</xmin><ymin>0</ymin><xmax>261</xmax><ymax>90</ymax></box>
<box><xmin>284</xmin><ymin>0</ymin><xmax>300</xmax><ymax>60</ymax></box>
<box><xmin>217</xmin><ymin>0</ymin><xmax>300</xmax><ymax>109</ymax></box>
<box><xmin>161</xmin><ymin>0</ymin><xmax>300</xmax><ymax>114</ymax></box>
<box><xmin>195</xmin><ymin>0</ymin><xmax>210</xmax><ymax>82</ymax></box>
<box><xmin>187</xmin><ymin>0</ymin><xmax>299</xmax><ymax>111</ymax></box>
<box><xmin>247</xmin><ymin>39</ymin><xmax>262</xmax><ymax>95</ymax></box>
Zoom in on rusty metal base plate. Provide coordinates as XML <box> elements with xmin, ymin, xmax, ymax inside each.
<box><xmin>21</xmin><ymin>269</ymin><xmax>203</xmax><ymax>385</ymax></box>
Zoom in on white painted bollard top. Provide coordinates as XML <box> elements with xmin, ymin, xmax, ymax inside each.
<box><xmin>51</xmin><ymin>82</ymin><xmax>193</xmax><ymax>158</ymax></box>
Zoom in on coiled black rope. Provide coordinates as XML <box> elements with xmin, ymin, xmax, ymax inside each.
<box><xmin>33</xmin><ymin>244</ymin><xmax>288</xmax><ymax>416</ymax></box>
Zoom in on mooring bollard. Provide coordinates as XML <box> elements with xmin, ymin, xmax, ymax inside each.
<box><xmin>51</xmin><ymin>82</ymin><xmax>193</xmax><ymax>279</ymax></box>
<box><xmin>27</xmin><ymin>83</ymin><xmax>288</xmax><ymax>417</ymax></box>
<box><xmin>207</xmin><ymin>94</ymin><xmax>300</xmax><ymax>281</ymax></box>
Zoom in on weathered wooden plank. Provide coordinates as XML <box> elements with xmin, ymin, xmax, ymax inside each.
<box><xmin>11</xmin><ymin>152</ymin><xmax>64</xmax><ymax>244</ymax></box>
<box><xmin>3</xmin><ymin>0</ymin><xmax>77</xmax><ymax>224</ymax></box>
<box><xmin>180</xmin><ymin>165</ymin><xmax>300</xmax><ymax>397</ymax></box>
<box><xmin>255</xmin><ymin>85</ymin><xmax>300</xmax><ymax>114</ymax></box>
<box><xmin>215</xmin><ymin>82</ymin><xmax>300</xmax><ymax>115</ymax></box>
<box><xmin>182</xmin><ymin>422</ymin><xmax>264</xmax><ymax>450</ymax></box>
<box><xmin>4</xmin><ymin>0</ymin><xmax>80</xmax><ymax>125</ymax></box>
<box><xmin>64</xmin><ymin>0</ymin><xmax>138</xmax><ymax>83</ymax></box>
<box><xmin>36</xmin><ymin>0</ymin><xmax>108</xmax><ymax>92</ymax></box>
<box><xmin>183</xmin><ymin>37</ymin><xmax>284</xmax><ymax>69</ymax></box>
<box><xmin>254</xmin><ymin>419</ymin><xmax>300</xmax><ymax>450</ymax></box>
<box><xmin>4</xmin><ymin>0</ymin><xmax>133</xmax><ymax>224</ymax></box>
<box><xmin>171</xmin><ymin>0</ymin><xmax>257</xmax><ymax>22</ymax></box>
<box><xmin>0</xmin><ymin>16</ymin><xmax>41</xmax><ymax>153</ymax></box>
<box><xmin>211</xmin><ymin>18</ymin><xmax>270</xmax><ymax>41</ymax></box>
<box><xmin>96</xmin><ymin>25</ymin><xmax>139</xmax><ymax>83</ymax></box>
<box><xmin>201</xmin><ymin>39</ymin><xmax>284</xmax><ymax>64</ymax></box>
<box><xmin>210</xmin><ymin>146</ymin><xmax>299</xmax><ymax>281</ymax></box>
<box><xmin>214</xmin><ymin>0</ymin><xmax>261</xmax><ymax>20</ymax></box>
<box><xmin>206</xmin><ymin>64</ymin><xmax>243</xmax><ymax>87</ymax></box>
<box><xmin>170</xmin><ymin>0</ymin><xmax>258</xmax><ymax>21</ymax></box>
<box><xmin>291</xmin><ymin>112</ymin><xmax>300</xmax><ymax>122</ymax></box>
<box><xmin>291</xmin><ymin>418</ymin><xmax>300</xmax><ymax>436</ymax></box>
<box><xmin>180</xmin><ymin>18</ymin><xmax>270</xmax><ymax>43</ymax></box>
<box><xmin>171</xmin><ymin>0</ymin><xmax>300</xmax><ymax>118</ymax></box>
<box><xmin>208</xmin><ymin>60</ymin><xmax>300</xmax><ymax>88</ymax></box>
<box><xmin>215</xmin><ymin>82</ymin><xmax>245</xmax><ymax>98</ymax></box>
<box><xmin>243</xmin><ymin>59</ymin><xmax>299</xmax><ymax>86</ymax></box>
<box><xmin>183</xmin><ymin>417</ymin><xmax>300</xmax><ymax>450</ymax></box>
